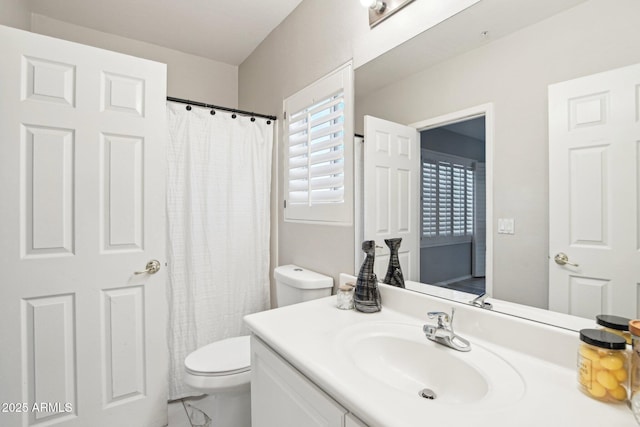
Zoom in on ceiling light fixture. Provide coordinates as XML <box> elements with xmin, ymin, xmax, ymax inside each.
<box><xmin>360</xmin><ymin>0</ymin><xmax>416</xmax><ymax>28</ymax></box>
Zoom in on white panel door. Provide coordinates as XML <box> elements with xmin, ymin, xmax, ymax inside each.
<box><xmin>363</xmin><ymin>116</ymin><xmax>420</xmax><ymax>282</ymax></box>
<box><xmin>0</xmin><ymin>25</ymin><xmax>168</xmax><ymax>427</ymax></box>
<box><xmin>549</xmin><ymin>62</ymin><xmax>640</xmax><ymax>319</ymax></box>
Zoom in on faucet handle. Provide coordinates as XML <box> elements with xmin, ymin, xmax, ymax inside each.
<box><xmin>427</xmin><ymin>311</ymin><xmax>450</xmax><ymax>327</ymax></box>
<box><xmin>470</xmin><ymin>292</ymin><xmax>493</xmax><ymax>309</ymax></box>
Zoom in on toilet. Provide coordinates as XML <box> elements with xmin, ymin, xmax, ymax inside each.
<box><xmin>183</xmin><ymin>265</ymin><xmax>333</xmax><ymax>427</ymax></box>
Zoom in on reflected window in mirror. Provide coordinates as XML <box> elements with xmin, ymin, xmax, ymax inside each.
<box><xmin>421</xmin><ymin>150</ymin><xmax>475</xmax><ymax>247</ymax></box>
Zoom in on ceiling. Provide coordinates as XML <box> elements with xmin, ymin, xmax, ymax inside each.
<box><xmin>441</xmin><ymin>117</ymin><xmax>485</xmax><ymax>141</ymax></box>
<box><xmin>29</xmin><ymin>0</ymin><xmax>304</xmax><ymax>66</ymax></box>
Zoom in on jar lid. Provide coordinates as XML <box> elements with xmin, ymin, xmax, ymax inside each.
<box><xmin>579</xmin><ymin>328</ymin><xmax>626</xmax><ymax>350</ymax></box>
<box><xmin>596</xmin><ymin>314</ymin><xmax>631</xmax><ymax>331</ymax></box>
<box><xmin>629</xmin><ymin>320</ymin><xmax>640</xmax><ymax>337</ymax></box>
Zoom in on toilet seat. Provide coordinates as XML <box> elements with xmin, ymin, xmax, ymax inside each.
<box><xmin>185</xmin><ymin>335</ymin><xmax>250</xmax><ymax>376</ymax></box>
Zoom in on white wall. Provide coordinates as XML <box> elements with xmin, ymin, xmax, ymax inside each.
<box><xmin>239</xmin><ymin>0</ymin><xmax>480</xmax><ymax>289</ymax></box>
<box><xmin>31</xmin><ymin>14</ymin><xmax>238</xmax><ymax>106</ymax></box>
<box><xmin>241</xmin><ymin>0</ymin><xmax>640</xmax><ymax>308</ymax></box>
<box><xmin>0</xmin><ymin>0</ymin><xmax>31</xmax><ymax>30</ymax></box>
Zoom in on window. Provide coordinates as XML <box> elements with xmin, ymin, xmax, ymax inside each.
<box><xmin>422</xmin><ymin>149</ymin><xmax>475</xmax><ymax>246</ymax></box>
<box><xmin>283</xmin><ymin>63</ymin><xmax>353</xmax><ymax>224</ymax></box>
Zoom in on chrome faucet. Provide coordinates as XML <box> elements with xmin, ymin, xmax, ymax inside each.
<box><xmin>423</xmin><ymin>308</ymin><xmax>471</xmax><ymax>352</ymax></box>
<box><xmin>469</xmin><ymin>292</ymin><xmax>493</xmax><ymax>309</ymax></box>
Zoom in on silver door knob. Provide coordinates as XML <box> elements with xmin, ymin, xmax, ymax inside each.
<box><xmin>554</xmin><ymin>253</ymin><xmax>579</xmax><ymax>267</ymax></box>
<box><xmin>135</xmin><ymin>260</ymin><xmax>161</xmax><ymax>275</ymax></box>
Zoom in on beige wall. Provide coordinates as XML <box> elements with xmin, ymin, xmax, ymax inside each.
<box><xmin>241</xmin><ymin>0</ymin><xmax>640</xmax><ymax>308</ymax></box>
<box><xmin>31</xmin><ymin>14</ymin><xmax>238</xmax><ymax>106</ymax></box>
<box><xmin>0</xmin><ymin>0</ymin><xmax>31</xmax><ymax>30</ymax></box>
<box><xmin>239</xmin><ymin>0</ymin><xmax>479</xmax><ymax>290</ymax></box>
<box><xmin>239</xmin><ymin>0</ymin><xmax>360</xmax><ymax>294</ymax></box>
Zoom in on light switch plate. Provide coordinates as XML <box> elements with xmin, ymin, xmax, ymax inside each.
<box><xmin>498</xmin><ymin>218</ymin><xmax>515</xmax><ymax>234</ymax></box>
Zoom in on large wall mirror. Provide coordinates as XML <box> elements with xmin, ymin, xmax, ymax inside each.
<box><xmin>354</xmin><ymin>0</ymin><xmax>640</xmax><ymax>327</ymax></box>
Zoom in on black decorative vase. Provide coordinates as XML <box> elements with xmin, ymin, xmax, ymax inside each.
<box><xmin>383</xmin><ymin>238</ymin><xmax>405</xmax><ymax>288</ymax></box>
<box><xmin>354</xmin><ymin>240</ymin><xmax>381</xmax><ymax>313</ymax></box>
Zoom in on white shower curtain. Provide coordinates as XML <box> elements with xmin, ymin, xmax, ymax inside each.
<box><xmin>166</xmin><ymin>102</ymin><xmax>273</xmax><ymax>400</ymax></box>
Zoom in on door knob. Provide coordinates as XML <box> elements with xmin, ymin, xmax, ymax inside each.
<box><xmin>554</xmin><ymin>253</ymin><xmax>579</xmax><ymax>267</ymax></box>
<box><xmin>135</xmin><ymin>260</ymin><xmax>161</xmax><ymax>275</ymax></box>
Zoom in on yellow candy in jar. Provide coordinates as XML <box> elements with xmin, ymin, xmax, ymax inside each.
<box><xmin>609</xmin><ymin>385</ymin><xmax>628</xmax><ymax>401</ymax></box>
<box><xmin>613</xmin><ymin>368</ymin><xmax>628</xmax><ymax>382</ymax></box>
<box><xmin>588</xmin><ymin>382</ymin><xmax>607</xmax><ymax>398</ymax></box>
<box><xmin>601</xmin><ymin>355</ymin><xmax>624</xmax><ymax>371</ymax></box>
<box><xmin>596</xmin><ymin>370</ymin><xmax>620</xmax><ymax>390</ymax></box>
<box><xmin>580</xmin><ymin>346</ymin><xmax>599</xmax><ymax>360</ymax></box>
<box><xmin>579</xmin><ymin>346</ymin><xmax>603</xmax><ymax>370</ymax></box>
<box><xmin>578</xmin><ymin>329</ymin><xmax>628</xmax><ymax>403</ymax></box>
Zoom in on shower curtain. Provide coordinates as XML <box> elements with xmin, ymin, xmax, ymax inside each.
<box><xmin>166</xmin><ymin>102</ymin><xmax>273</xmax><ymax>399</ymax></box>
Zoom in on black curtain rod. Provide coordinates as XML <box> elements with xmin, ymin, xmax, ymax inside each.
<box><xmin>167</xmin><ymin>96</ymin><xmax>277</xmax><ymax>122</ymax></box>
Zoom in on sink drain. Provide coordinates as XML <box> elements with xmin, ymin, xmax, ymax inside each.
<box><xmin>418</xmin><ymin>388</ymin><xmax>437</xmax><ymax>400</ymax></box>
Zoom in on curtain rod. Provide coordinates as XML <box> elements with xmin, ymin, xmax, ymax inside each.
<box><xmin>167</xmin><ymin>96</ymin><xmax>277</xmax><ymax>122</ymax></box>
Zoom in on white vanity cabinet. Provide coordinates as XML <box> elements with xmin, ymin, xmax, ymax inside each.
<box><xmin>251</xmin><ymin>335</ymin><xmax>364</xmax><ymax>427</ymax></box>
<box><xmin>245</xmin><ymin>284</ymin><xmax>636</xmax><ymax>426</ymax></box>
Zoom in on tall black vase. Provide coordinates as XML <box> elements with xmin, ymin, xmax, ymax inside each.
<box><xmin>383</xmin><ymin>238</ymin><xmax>405</xmax><ymax>288</ymax></box>
<box><xmin>354</xmin><ymin>240</ymin><xmax>381</xmax><ymax>313</ymax></box>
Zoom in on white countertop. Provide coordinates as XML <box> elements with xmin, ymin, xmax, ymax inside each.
<box><xmin>244</xmin><ymin>283</ymin><xmax>634</xmax><ymax>427</ymax></box>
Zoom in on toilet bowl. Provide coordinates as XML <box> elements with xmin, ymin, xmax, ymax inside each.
<box><xmin>183</xmin><ymin>335</ymin><xmax>251</xmax><ymax>393</ymax></box>
<box><xmin>183</xmin><ymin>336</ymin><xmax>251</xmax><ymax>427</ymax></box>
<box><xmin>183</xmin><ymin>265</ymin><xmax>333</xmax><ymax>427</ymax></box>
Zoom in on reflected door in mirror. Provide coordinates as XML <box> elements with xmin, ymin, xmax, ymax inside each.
<box><xmin>549</xmin><ymin>62</ymin><xmax>640</xmax><ymax>319</ymax></box>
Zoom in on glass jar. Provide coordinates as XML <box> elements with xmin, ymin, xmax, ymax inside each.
<box><xmin>577</xmin><ymin>329</ymin><xmax>628</xmax><ymax>403</ymax></box>
<box><xmin>336</xmin><ymin>283</ymin><xmax>355</xmax><ymax>310</ymax></box>
<box><xmin>629</xmin><ymin>320</ymin><xmax>640</xmax><ymax>423</ymax></box>
<box><xmin>597</xmin><ymin>314</ymin><xmax>632</xmax><ymax>345</ymax></box>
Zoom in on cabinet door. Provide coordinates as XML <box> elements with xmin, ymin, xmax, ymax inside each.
<box><xmin>251</xmin><ymin>336</ymin><xmax>347</xmax><ymax>427</ymax></box>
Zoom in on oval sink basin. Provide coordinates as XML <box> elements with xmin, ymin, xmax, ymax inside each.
<box><xmin>335</xmin><ymin>321</ymin><xmax>525</xmax><ymax>406</ymax></box>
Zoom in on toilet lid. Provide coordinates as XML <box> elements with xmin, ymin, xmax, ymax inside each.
<box><xmin>185</xmin><ymin>335</ymin><xmax>250</xmax><ymax>376</ymax></box>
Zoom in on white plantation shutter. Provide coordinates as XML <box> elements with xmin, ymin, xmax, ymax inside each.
<box><xmin>422</xmin><ymin>160</ymin><xmax>437</xmax><ymax>237</ymax></box>
<box><xmin>421</xmin><ymin>150</ymin><xmax>475</xmax><ymax>246</ymax></box>
<box><xmin>465</xmin><ymin>167</ymin><xmax>474</xmax><ymax>235</ymax></box>
<box><xmin>288</xmin><ymin>92</ymin><xmax>345</xmax><ymax>204</ymax></box>
<box><xmin>284</xmin><ymin>63</ymin><xmax>353</xmax><ymax>224</ymax></box>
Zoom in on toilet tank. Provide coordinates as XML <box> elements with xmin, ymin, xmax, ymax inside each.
<box><xmin>274</xmin><ymin>265</ymin><xmax>333</xmax><ymax>307</ymax></box>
